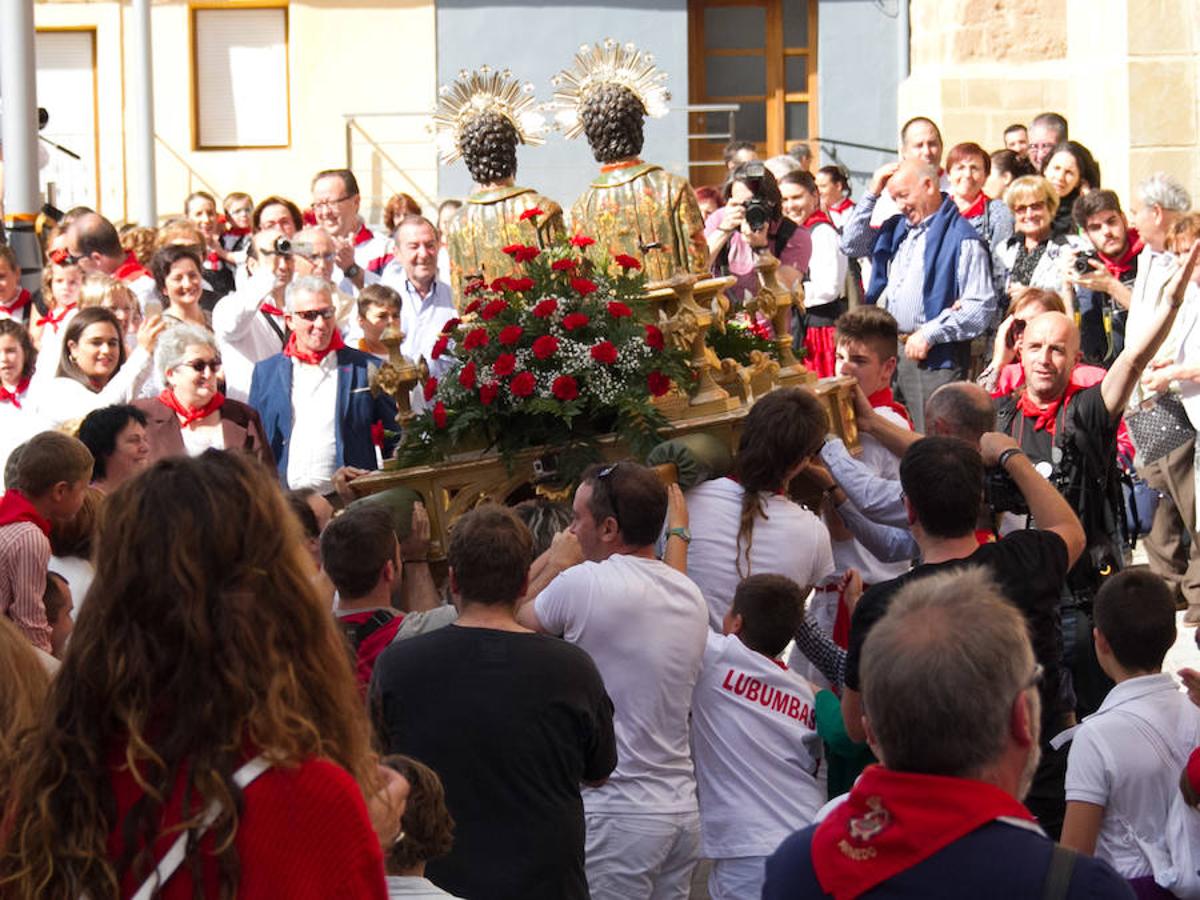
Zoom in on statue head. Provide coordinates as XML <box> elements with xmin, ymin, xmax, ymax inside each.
<box><xmin>459</xmin><ymin>111</ymin><xmax>520</xmax><ymax>185</ymax></box>
<box><xmin>580</xmin><ymin>83</ymin><xmax>646</xmax><ymax>164</ymax></box>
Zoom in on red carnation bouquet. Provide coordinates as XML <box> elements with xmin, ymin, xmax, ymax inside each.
<box><xmin>396</xmin><ymin>235</ymin><xmax>693</xmax><ymax>466</ymax></box>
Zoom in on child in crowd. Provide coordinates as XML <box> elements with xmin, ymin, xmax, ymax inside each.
<box><xmin>357</xmin><ymin>284</ymin><xmax>402</xmax><ymax>359</ymax></box>
<box><xmin>381</xmin><ymin>754</ymin><xmax>462</xmax><ymax>899</ymax></box>
<box><xmin>0</xmin><ymin>246</ymin><xmax>33</xmax><ymax>326</ymax></box>
<box><xmin>42</xmin><ymin>572</ymin><xmax>73</xmax><ymax>659</ymax></box>
<box><xmin>691</xmin><ymin>574</ymin><xmax>824</xmax><ymax>900</ymax></box>
<box><xmin>32</xmin><ymin>254</ymin><xmax>82</xmax><ymax>351</ymax></box>
<box><xmin>1061</xmin><ymin>568</ymin><xmax>1200</xmax><ymax>897</ymax></box>
<box><xmin>0</xmin><ymin>430</ymin><xmax>92</xmax><ymax>653</ymax></box>
<box><xmin>223</xmin><ymin>191</ymin><xmax>255</xmax><ymax>251</ymax></box>
<box><xmin>76</xmin><ymin>274</ymin><xmax>142</xmax><ymax>354</ymax></box>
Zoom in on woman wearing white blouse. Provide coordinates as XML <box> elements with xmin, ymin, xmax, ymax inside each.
<box><xmin>32</xmin><ymin>307</ymin><xmax>165</xmax><ymax>430</ymax></box>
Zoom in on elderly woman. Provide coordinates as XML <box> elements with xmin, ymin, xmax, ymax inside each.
<box><xmin>134</xmin><ymin>323</ymin><xmax>271</xmax><ymax>465</ymax></box>
<box><xmin>995</xmin><ymin>175</ymin><xmax>1078</xmax><ymax>307</ymax></box>
<box><xmin>77</xmin><ymin>404</ymin><xmax>150</xmax><ymax>494</ymax></box>
<box><xmin>1042</xmin><ymin>141</ymin><xmax>1100</xmax><ymax>238</ymax></box>
<box><xmin>947</xmin><ymin>142</ymin><xmax>1014</xmax><ymax>318</ymax></box>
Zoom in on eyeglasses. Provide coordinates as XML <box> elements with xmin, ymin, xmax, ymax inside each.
<box><xmin>593</xmin><ymin>463</ymin><xmax>622</xmax><ymax>529</ymax></box>
<box><xmin>1012</xmin><ymin>201</ymin><xmax>1047</xmax><ymax>215</ymax></box>
<box><xmin>293</xmin><ymin>307</ymin><xmax>336</xmax><ymax>322</ymax></box>
<box><xmin>301</xmin><ymin>252</ymin><xmax>337</xmax><ymax>264</ymax></box>
<box><xmin>176</xmin><ymin>358</ymin><xmax>221</xmax><ymax>374</ymax></box>
<box><xmin>311</xmin><ymin>196</ymin><xmax>356</xmax><ymax>212</ymax></box>
<box><xmin>49</xmin><ymin>247</ymin><xmax>84</xmax><ymax>267</ymax></box>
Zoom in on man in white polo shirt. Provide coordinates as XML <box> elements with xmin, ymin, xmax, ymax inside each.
<box><xmin>518</xmin><ymin>461</ymin><xmax>708</xmax><ymax>900</ymax></box>
<box><xmin>691</xmin><ymin>573</ymin><xmax>824</xmax><ymax>900</ymax></box>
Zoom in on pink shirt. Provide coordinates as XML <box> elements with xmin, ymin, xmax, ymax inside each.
<box><xmin>0</xmin><ymin>520</ymin><xmax>52</xmax><ymax>651</ymax></box>
<box><xmin>705</xmin><ymin>208</ymin><xmax>812</xmax><ymax>302</ymax></box>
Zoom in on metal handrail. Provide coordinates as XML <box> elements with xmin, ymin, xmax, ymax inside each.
<box><xmin>813</xmin><ymin>136</ymin><xmax>898</xmax><ymax>156</ymax></box>
<box><xmin>677</xmin><ymin>103</ymin><xmax>740</xmax><ymax>171</ymax></box>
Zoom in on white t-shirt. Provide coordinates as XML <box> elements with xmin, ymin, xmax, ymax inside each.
<box><xmin>1065</xmin><ymin>672</ymin><xmax>1200</xmax><ymax>878</ymax></box>
<box><xmin>691</xmin><ymin>632</ymin><xmax>824</xmax><ymax>858</ymax></box>
<box><xmin>685</xmin><ymin>477</ymin><xmax>835</xmax><ymax>631</ymax></box>
<box><xmin>535</xmin><ymin>553</ymin><xmax>708</xmax><ymax>815</ymax></box>
<box><xmin>285</xmin><ymin>355</ymin><xmax>338</xmax><ymax>492</ymax></box>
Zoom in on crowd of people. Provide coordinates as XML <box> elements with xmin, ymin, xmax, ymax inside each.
<box><xmin>1</xmin><ymin>106</ymin><xmax>1200</xmax><ymax>900</ymax></box>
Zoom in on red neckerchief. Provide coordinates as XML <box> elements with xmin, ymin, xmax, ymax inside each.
<box><xmin>0</xmin><ymin>489</ymin><xmax>51</xmax><ymax>537</ymax></box>
<box><xmin>829</xmin><ymin>198</ymin><xmax>854</xmax><ymax>215</ymax></box>
<box><xmin>959</xmin><ymin>192</ymin><xmax>988</xmax><ymax>219</ymax></box>
<box><xmin>260</xmin><ymin>303</ymin><xmax>285</xmax><ymax>317</ymax></box>
<box><xmin>157</xmin><ymin>388</ymin><xmax>225</xmax><ymax>428</ymax></box>
<box><xmin>803</xmin><ymin>210</ymin><xmax>836</xmax><ymax>230</ymax></box>
<box><xmin>1015</xmin><ymin>369</ymin><xmax>1088</xmax><ymax>435</ymax></box>
<box><xmin>113</xmin><ymin>251</ymin><xmax>151</xmax><ymax>283</ymax></box>
<box><xmin>353</xmin><ymin>223</ymin><xmax>374</xmax><ymax>247</ymax></box>
<box><xmin>1097</xmin><ymin>229</ymin><xmax>1144</xmax><ymax>281</ymax></box>
<box><xmin>36</xmin><ymin>302</ymin><xmax>75</xmax><ymax>331</ymax></box>
<box><xmin>0</xmin><ymin>377</ymin><xmax>31</xmax><ymax>409</ymax></box>
<box><xmin>283</xmin><ymin>329</ymin><xmax>345</xmax><ymax>366</ymax></box>
<box><xmin>204</xmin><ymin>250</ymin><xmax>221</xmax><ymax>270</ymax></box>
<box><xmin>0</xmin><ymin>289</ymin><xmax>32</xmax><ymax>317</ymax></box>
<box><xmin>226</xmin><ymin>225</ymin><xmax>250</xmax><ymax>237</ymax></box>
<box><xmin>812</xmin><ymin>765</ymin><xmax>1036</xmax><ymax>899</ymax></box>
<box><xmin>868</xmin><ymin>387</ymin><xmax>913</xmax><ymax>428</ymax></box>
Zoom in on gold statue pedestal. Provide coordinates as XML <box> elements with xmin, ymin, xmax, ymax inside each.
<box><xmin>746</xmin><ymin>250</ymin><xmax>814</xmax><ymax>389</ymax></box>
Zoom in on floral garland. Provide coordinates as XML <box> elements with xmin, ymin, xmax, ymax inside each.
<box><xmin>396</xmin><ymin>225</ymin><xmax>693</xmax><ymax>468</ymax></box>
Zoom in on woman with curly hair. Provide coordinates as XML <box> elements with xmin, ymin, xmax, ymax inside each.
<box><xmin>0</xmin><ymin>451</ymin><xmax>399</xmax><ymax>898</ymax></box>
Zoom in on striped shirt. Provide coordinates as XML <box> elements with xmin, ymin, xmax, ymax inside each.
<box><xmin>842</xmin><ymin>192</ymin><xmax>996</xmax><ymax>342</ymax></box>
<box><xmin>0</xmin><ymin>521</ymin><xmax>52</xmax><ymax>652</ymax></box>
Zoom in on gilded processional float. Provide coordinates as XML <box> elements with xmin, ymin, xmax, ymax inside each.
<box><xmin>351</xmin><ymin>41</ymin><xmax>859</xmax><ymax>557</ymax></box>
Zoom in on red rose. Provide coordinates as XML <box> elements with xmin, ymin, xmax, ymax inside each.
<box><xmin>509</xmin><ymin>277</ymin><xmax>534</xmax><ymax>292</ymax></box>
<box><xmin>590</xmin><ymin>340</ymin><xmax>618</xmax><ymax>365</ymax></box>
<box><xmin>647</xmin><ymin>371</ymin><xmax>671</xmax><ymax>397</ymax></box>
<box><xmin>463</xmin><ymin>328</ymin><xmax>489</xmax><ymax>350</ymax></box>
<box><xmin>464</xmin><ymin>299</ymin><xmax>483</xmax><ymax>315</ymax></box>
<box><xmin>371</xmin><ymin>421</ymin><xmax>385</xmax><ymax>448</ymax></box>
<box><xmin>481</xmin><ymin>299</ymin><xmax>509</xmax><ymax>320</ymax></box>
<box><xmin>532</xmin><ymin>334</ymin><xmax>560</xmax><ymax>359</ymax></box>
<box><xmin>571</xmin><ymin>277</ymin><xmax>598</xmax><ymax>296</ymax></box>
<box><xmin>614</xmin><ymin>254</ymin><xmax>642</xmax><ymax>270</ymax></box>
<box><xmin>551</xmin><ymin>258</ymin><xmax>578</xmax><ymax>272</ymax></box>
<box><xmin>423</xmin><ymin>377</ymin><xmax>438</xmax><ymax>402</ymax></box>
<box><xmin>552</xmin><ymin>375</ymin><xmax>579</xmax><ymax>401</ymax></box>
<box><xmin>458</xmin><ymin>360</ymin><xmax>477</xmax><ymax>390</ymax></box>
<box><xmin>492</xmin><ymin>353</ymin><xmax>517</xmax><ymax>377</ymax></box>
<box><xmin>570</xmin><ymin>234</ymin><xmax>596</xmax><ymax>248</ymax></box>
<box><xmin>431</xmin><ymin>334</ymin><xmax>450</xmax><ymax>360</ymax></box>
<box><xmin>519</xmin><ymin>207</ymin><xmax>544</xmax><ymax>221</ymax></box>
<box><xmin>479</xmin><ymin>382</ymin><xmax>499</xmax><ymax>406</ymax></box>
<box><xmin>562</xmin><ymin>312</ymin><xmax>590</xmax><ymax>331</ymax></box>
<box><xmin>433</xmin><ymin>401</ymin><xmax>448</xmax><ymax>428</ymax></box>
<box><xmin>441</xmin><ymin>317</ymin><xmax>461</xmax><ymax>334</ymax></box>
<box><xmin>510</xmin><ymin>371</ymin><xmax>536</xmax><ymax>398</ymax></box>
<box><xmin>463</xmin><ymin>278</ymin><xmax>485</xmax><ymax>296</ymax></box>
<box><xmin>644</xmin><ymin>323</ymin><xmax>664</xmax><ymax>351</ymax></box>
<box><xmin>607</xmin><ymin>301</ymin><xmax>633</xmax><ymax>319</ymax></box>
<box><xmin>532</xmin><ymin>298</ymin><xmax>559</xmax><ymax>318</ymax></box>
<box><xmin>498</xmin><ymin>325</ymin><xmax>524</xmax><ymax>346</ymax></box>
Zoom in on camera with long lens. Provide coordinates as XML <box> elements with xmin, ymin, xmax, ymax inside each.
<box><xmin>743</xmin><ymin>197</ymin><xmax>773</xmax><ymax>232</ymax></box>
<box><xmin>273</xmin><ymin>236</ymin><xmax>317</xmax><ymax>257</ymax></box>
<box><xmin>1073</xmin><ymin>250</ymin><xmax>1101</xmax><ymax>276</ymax></box>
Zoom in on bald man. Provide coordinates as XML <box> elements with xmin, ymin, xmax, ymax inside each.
<box><xmin>842</xmin><ymin>158</ymin><xmax>996</xmax><ymax>431</ymax></box>
<box><xmin>67</xmin><ymin>212</ymin><xmax>157</xmax><ymax>310</ymax></box>
<box><xmin>996</xmin><ymin>243</ymin><xmax>1200</xmax><ymax>716</ymax></box>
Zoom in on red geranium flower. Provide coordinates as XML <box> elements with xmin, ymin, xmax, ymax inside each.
<box><xmin>571</xmin><ymin>277</ymin><xmax>598</xmax><ymax>296</ymax></box>
<box><xmin>508</xmin><ymin>276</ymin><xmax>534</xmax><ymax>292</ymax></box>
<box><xmin>498</xmin><ymin>325</ymin><xmax>524</xmax><ymax>345</ymax></box>
<box><xmin>607</xmin><ymin>301</ymin><xmax>633</xmax><ymax>319</ymax></box>
<box><xmin>570</xmin><ymin>235</ymin><xmax>596</xmax><ymax>248</ymax></box>
<box><xmin>590</xmin><ymin>340</ymin><xmax>618</xmax><ymax>365</ymax></box>
<box><xmin>532</xmin><ymin>335</ymin><xmax>560</xmax><ymax>359</ymax></box>
<box><xmin>492</xmin><ymin>353</ymin><xmax>517</xmax><ymax>377</ymax></box>
<box><xmin>479</xmin><ymin>382</ymin><xmax>499</xmax><ymax>406</ymax></box>
<box><xmin>614</xmin><ymin>254</ymin><xmax>642</xmax><ymax>271</ymax></box>
<box><xmin>490</xmin><ymin>277</ymin><xmax>514</xmax><ymax>293</ymax></box>
<box><xmin>463</xmin><ymin>328</ymin><xmax>489</xmax><ymax>350</ymax></box>
<box><xmin>481</xmin><ymin>299</ymin><xmax>509</xmax><ymax>320</ymax></box>
<box><xmin>458</xmin><ymin>360</ymin><xmax>477</xmax><ymax>390</ymax></box>
<box><xmin>432</xmin><ymin>401</ymin><xmax>448</xmax><ymax>428</ymax></box>
<box><xmin>532</xmin><ymin>298</ymin><xmax>559</xmax><ymax>318</ymax></box>
<box><xmin>464</xmin><ymin>299</ymin><xmax>483</xmax><ymax>315</ymax></box>
<box><xmin>562</xmin><ymin>312</ymin><xmax>590</xmax><ymax>331</ymax></box>
<box><xmin>431</xmin><ymin>334</ymin><xmax>450</xmax><ymax>360</ymax></box>
<box><xmin>551</xmin><ymin>258</ymin><xmax>578</xmax><ymax>272</ymax></box>
<box><xmin>423</xmin><ymin>377</ymin><xmax>438</xmax><ymax>402</ymax></box>
<box><xmin>510</xmin><ymin>371</ymin><xmax>536</xmax><ymax>398</ymax></box>
<box><xmin>440</xmin><ymin>317</ymin><xmax>461</xmax><ymax>334</ymax></box>
<box><xmin>647</xmin><ymin>371</ymin><xmax>671</xmax><ymax>397</ymax></box>
<box><xmin>644</xmin><ymin>323</ymin><xmax>665</xmax><ymax>351</ymax></box>
<box><xmin>501</xmin><ymin>244</ymin><xmax>540</xmax><ymax>263</ymax></box>
<box><xmin>371</xmin><ymin>421</ymin><xmax>385</xmax><ymax>447</ymax></box>
<box><xmin>552</xmin><ymin>375</ymin><xmax>579</xmax><ymax>401</ymax></box>
<box><xmin>519</xmin><ymin>207</ymin><xmax>544</xmax><ymax>221</ymax></box>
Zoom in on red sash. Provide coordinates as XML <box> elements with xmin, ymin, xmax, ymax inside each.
<box><xmin>0</xmin><ymin>489</ymin><xmax>51</xmax><ymax>537</ymax></box>
<box><xmin>36</xmin><ymin>302</ymin><xmax>75</xmax><ymax>332</ymax></box>
<box><xmin>0</xmin><ymin>289</ymin><xmax>32</xmax><ymax>317</ymax></box>
<box><xmin>157</xmin><ymin>388</ymin><xmax>225</xmax><ymax>428</ymax></box>
<box><xmin>868</xmin><ymin>387</ymin><xmax>913</xmax><ymax>428</ymax></box>
<box><xmin>803</xmin><ymin>209</ymin><xmax>836</xmax><ymax>230</ymax></box>
<box><xmin>812</xmin><ymin>765</ymin><xmax>1036</xmax><ymax>899</ymax></box>
<box><xmin>1097</xmin><ymin>229</ymin><xmax>1143</xmax><ymax>281</ymax></box>
<box><xmin>114</xmin><ymin>252</ymin><xmax>151</xmax><ymax>283</ymax></box>
<box><xmin>0</xmin><ymin>378</ymin><xmax>30</xmax><ymax>409</ymax></box>
<box><xmin>283</xmin><ymin>329</ymin><xmax>345</xmax><ymax>366</ymax></box>
<box><xmin>958</xmin><ymin>192</ymin><xmax>988</xmax><ymax>219</ymax></box>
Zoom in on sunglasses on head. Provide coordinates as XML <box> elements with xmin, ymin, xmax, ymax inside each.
<box><xmin>49</xmin><ymin>247</ymin><xmax>84</xmax><ymax>267</ymax></box>
<box><xmin>293</xmin><ymin>308</ymin><xmax>336</xmax><ymax>322</ymax></box>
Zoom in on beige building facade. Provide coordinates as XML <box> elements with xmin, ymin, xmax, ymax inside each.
<box><xmin>898</xmin><ymin>0</ymin><xmax>1200</xmax><ymax>203</ymax></box>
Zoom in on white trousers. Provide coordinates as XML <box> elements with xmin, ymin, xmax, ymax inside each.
<box><xmin>585</xmin><ymin>810</ymin><xmax>701</xmax><ymax>900</ymax></box>
<box><xmin>708</xmin><ymin>856</ymin><xmax>767</xmax><ymax>900</ymax></box>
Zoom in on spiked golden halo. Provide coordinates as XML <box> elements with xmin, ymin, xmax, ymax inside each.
<box><xmin>551</xmin><ymin>38</ymin><xmax>671</xmax><ymax>140</ymax></box>
<box><xmin>432</xmin><ymin>66</ymin><xmax>547</xmax><ymax>165</ymax></box>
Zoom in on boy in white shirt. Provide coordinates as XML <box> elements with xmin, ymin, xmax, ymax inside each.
<box><xmin>1061</xmin><ymin>569</ymin><xmax>1200</xmax><ymax>893</ymax></box>
<box><xmin>692</xmin><ymin>573</ymin><xmax>824</xmax><ymax>900</ymax></box>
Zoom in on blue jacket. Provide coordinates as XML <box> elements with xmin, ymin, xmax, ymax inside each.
<box><xmin>248</xmin><ymin>347</ymin><xmax>399</xmax><ymax>486</ymax></box>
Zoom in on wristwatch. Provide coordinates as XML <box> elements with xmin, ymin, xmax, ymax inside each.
<box><xmin>344</xmin><ymin>263</ymin><xmax>362</xmax><ymax>279</ymax></box>
<box><xmin>666</xmin><ymin>526</ymin><xmax>692</xmax><ymax>544</ymax></box>
<box><xmin>997</xmin><ymin>447</ymin><xmax>1025</xmax><ymax>469</ymax></box>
